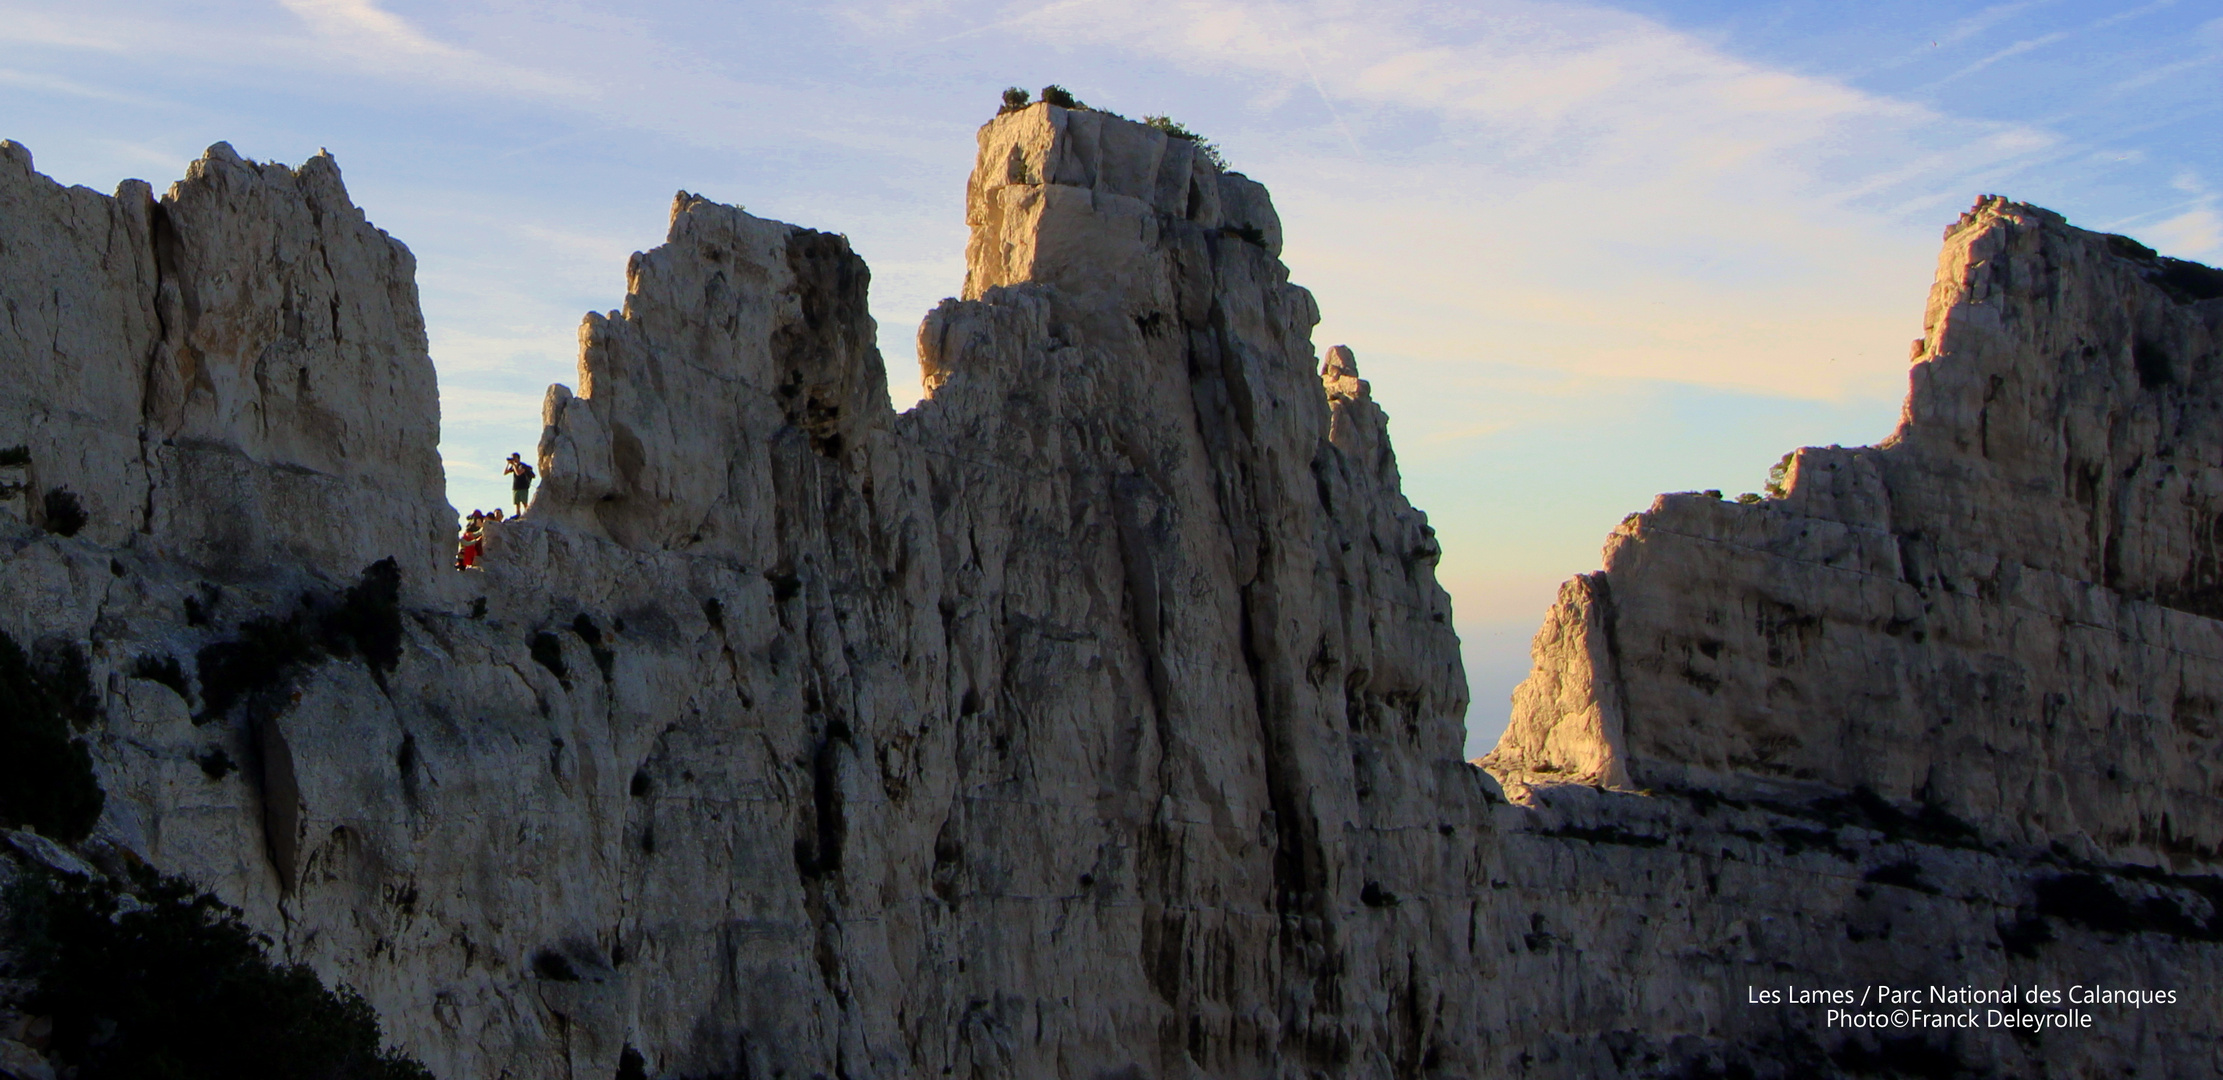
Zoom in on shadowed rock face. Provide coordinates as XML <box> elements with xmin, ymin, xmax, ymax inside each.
<box><xmin>3</xmin><ymin>112</ymin><xmax>2220</xmax><ymax>1080</ymax></box>
<box><xmin>2</xmin><ymin>110</ymin><xmax>1473</xmax><ymax>1079</ymax></box>
<box><xmin>514</xmin><ymin>103</ymin><xmax>1472</xmax><ymax>1077</ymax></box>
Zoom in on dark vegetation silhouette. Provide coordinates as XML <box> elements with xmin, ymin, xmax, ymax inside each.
<box><xmin>5</xmin><ymin>865</ymin><xmax>433</xmax><ymax>1079</ymax></box>
<box><xmin>0</xmin><ymin>630</ymin><xmax>104</xmax><ymax>842</ymax></box>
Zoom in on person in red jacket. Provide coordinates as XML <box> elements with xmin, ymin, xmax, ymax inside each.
<box><xmin>456</xmin><ymin>510</ymin><xmax>486</xmax><ymax>570</ymax></box>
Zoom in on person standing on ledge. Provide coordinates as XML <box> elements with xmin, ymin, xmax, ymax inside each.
<box><xmin>505</xmin><ymin>453</ymin><xmax>535</xmax><ymax>517</ymax></box>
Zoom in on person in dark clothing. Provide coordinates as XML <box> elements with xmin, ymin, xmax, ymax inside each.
<box><xmin>505</xmin><ymin>453</ymin><xmax>535</xmax><ymax>516</ymax></box>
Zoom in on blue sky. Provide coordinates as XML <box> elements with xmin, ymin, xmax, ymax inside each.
<box><xmin>4</xmin><ymin>0</ymin><xmax>2217</xmax><ymax>755</ymax></box>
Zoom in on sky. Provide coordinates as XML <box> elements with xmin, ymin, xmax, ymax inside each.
<box><xmin>3</xmin><ymin>0</ymin><xmax>2217</xmax><ymax>757</ymax></box>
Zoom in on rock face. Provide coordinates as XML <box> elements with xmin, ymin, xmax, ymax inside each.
<box><xmin>1480</xmin><ymin>198</ymin><xmax>2223</xmax><ymax>1074</ymax></box>
<box><xmin>0</xmin><ymin>139</ymin><xmax>449</xmax><ymax>586</ymax></box>
<box><xmin>2</xmin><ymin>111</ymin><xmax>2220</xmax><ymax>1080</ymax></box>
<box><xmin>1489</xmin><ymin>199</ymin><xmax>2223</xmax><ymax>866</ymax></box>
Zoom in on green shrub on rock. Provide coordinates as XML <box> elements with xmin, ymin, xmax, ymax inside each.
<box><xmin>1765</xmin><ymin>451</ymin><xmax>1796</xmax><ymax>499</ymax></box>
<box><xmin>1142</xmin><ymin>115</ymin><xmax>1229</xmax><ymax>171</ymax></box>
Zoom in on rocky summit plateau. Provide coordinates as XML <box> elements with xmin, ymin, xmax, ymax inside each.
<box><xmin>0</xmin><ymin>103</ymin><xmax>2219</xmax><ymax>1079</ymax></box>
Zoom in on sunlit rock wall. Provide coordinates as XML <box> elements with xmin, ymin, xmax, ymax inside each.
<box><xmin>1489</xmin><ymin>198</ymin><xmax>2223</xmax><ymax>870</ymax></box>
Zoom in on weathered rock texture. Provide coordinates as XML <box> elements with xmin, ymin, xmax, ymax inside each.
<box><xmin>1481</xmin><ymin>197</ymin><xmax>2223</xmax><ymax>1073</ymax></box>
<box><xmin>1489</xmin><ymin>199</ymin><xmax>2223</xmax><ymax>866</ymax></box>
<box><xmin>3</xmin><ymin>109</ymin><xmax>2220</xmax><ymax>1080</ymax></box>
<box><xmin>0</xmin><ymin>139</ymin><xmax>449</xmax><ymax>585</ymax></box>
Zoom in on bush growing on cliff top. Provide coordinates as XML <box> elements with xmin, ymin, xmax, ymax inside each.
<box><xmin>1765</xmin><ymin>451</ymin><xmax>1796</xmax><ymax>499</ymax></box>
<box><xmin>1143</xmin><ymin>115</ymin><xmax>1229</xmax><ymax>171</ymax></box>
<box><xmin>5</xmin><ymin>865</ymin><xmax>434</xmax><ymax>1079</ymax></box>
<box><xmin>1039</xmin><ymin>84</ymin><xmax>1083</xmax><ymax>109</ymax></box>
<box><xmin>999</xmin><ymin>86</ymin><xmax>1030</xmax><ymax>113</ymax></box>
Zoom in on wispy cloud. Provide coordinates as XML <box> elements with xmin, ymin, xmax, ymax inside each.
<box><xmin>0</xmin><ymin>66</ymin><xmax>164</xmax><ymax>107</ymax></box>
<box><xmin>279</xmin><ymin>0</ymin><xmax>459</xmax><ymax>55</ymax></box>
<box><xmin>896</xmin><ymin>0</ymin><xmax>2061</xmax><ymax>399</ymax></box>
<box><xmin>1925</xmin><ymin>30</ymin><xmax>2072</xmax><ymax>87</ymax></box>
<box><xmin>275</xmin><ymin>0</ymin><xmax>590</xmax><ymax>99</ymax></box>
<box><xmin>2091</xmin><ymin>0</ymin><xmax>2184</xmax><ymax>32</ymax></box>
<box><xmin>2150</xmin><ymin>207</ymin><xmax>2221</xmax><ymax>257</ymax></box>
<box><xmin>1261</xmin><ymin>0</ymin><xmax>1363</xmax><ymax>157</ymax></box>
<box><xmin>88</xmin><ymin>137</ymin><xmax>198</xmax><ymax>173</ymax></box>
<box><xmin>0</xmin><ymin>10</ymin><xmax>132</xmax><ymax>50</ymax></box>
<box><xmin>2131</xmin><ymin>167</ymin><xmax>2223</xmax><ymax>259</ymax></box>
<box><xmin>1936</xmin><ymin>1</ymin><xmax>2061</xmax><ymax>49</ymax></box>
<box><xmin>0</xmin><ymin>0</ymin><xmax>593</xmax><ymax>109</ymax></box>
<box><xmin>965</xmin><ymin>0</ymin><xmax>2040</xmax><ymax>190</ymax></box>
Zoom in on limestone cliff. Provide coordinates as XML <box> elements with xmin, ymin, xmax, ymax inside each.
<box><xmin>0</xmin><ymin>139</ymin><xmax>450</xmax><ymax>587</ymax></box>
<box><xmin>1489</xmin><ymin>198</ymin><xmax>2223</xmax><ymax>867</ymax></box>
<box><xmin>2</xmin><ymin>109</ymin><xmax>1475</xmax><ymax>1079</ymax></box>
<box><xmin>1481</xmin><ymin>197</ymin><xmax>2223</xmax><ymax>1074</ymax></box>
<box><xmin>2</xmin><ymin>108</ymin><xmax>2219</xmax><ymax>1080</ymax></box>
